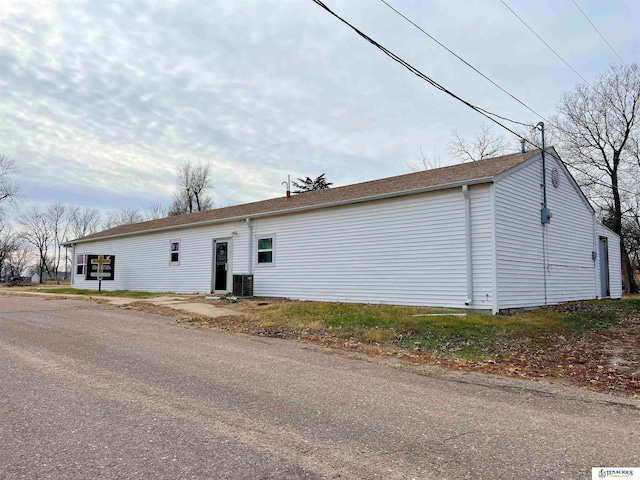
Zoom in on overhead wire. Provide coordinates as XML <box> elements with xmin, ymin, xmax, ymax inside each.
<box><xmin>378</xmin><ymin>0</ymin><xmax>551</xmax><ymax>126</ymax></box>
<box><xmin>566</xmin><ymin>2</ymin><xmax>640</xmax><ymax>197</ymax></box>
<box><xmin>570</xmin><ymin>0</ymin><xmax>627</xmax><ymax>65</ymax></box>
<box><xmin>496</xmin><ymin>0</ymin><xmax>632</xmax><ymax>140</ymax></box>
<box><xmin>313</xmin><ymin>0</ymin><xmax>637</xmax><ymax>200</ymax></box>
<box><xmin>310</xmin><ymin>0</ymin><xmax>543</xmax><ymax>150</ymax></box>
<box><xmin>498</xmin><ymin>0</ymin><xmax>595</xmax><ymax>89</ymax></box>
<box><xmin>502</xmin><ymin>0</ymin><xmax>638</xmax><ymax>108</ymax></box>
<box><xmin>312</xmin><ymin>1</ymin><xmax>640</xmax><ymax>197</ymax></box>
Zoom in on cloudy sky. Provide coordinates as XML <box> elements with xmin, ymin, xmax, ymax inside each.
<box><xmin>1</xmin><ymin>0</ymin><xmax>638</xmax><ymax>216</ymax></box>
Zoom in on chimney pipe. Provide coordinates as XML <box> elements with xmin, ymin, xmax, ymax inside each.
<box><xmin>282</xmin><ymin>175</ymin><xmax>291</xmax><ymax>198</ymax></box>
<box><xmin>520</xmin><ymin>138</ymin><xmax>526</xmax><ymax>154</ymax></box>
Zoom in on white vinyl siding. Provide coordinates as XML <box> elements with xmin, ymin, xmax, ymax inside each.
<box><xmin>544</xmin><ymin>157</ymin><xmax>600</xmax><ymax>305</ymax></box>
<box><xmin>73</xmin><ymin>221</ymin><xmax>247</xmax><ymax>293</ymax></box>
<box><xmin>469</xmin><ymin>185</ymin><xmax>494</xmax><ymax>309</ymax></box>
<box><xmin>495</xmin><ymin>159</ymin><xmax>545</xmax><ymax>308</ymax></box>
<box><xmin>495</xmin><ymin>154</ymin><xmax>600</xmax><ymax>309</ymax></box>
<box><xmin>251</xmin><ymin>186</ymin><xmax>493</xmax><ymax>309</ymax></box>
<box><xmin>71</xmin><ymin>186</ymin><xmax>493</xmax><ymax>307</ymax></box>
<box><xmin>69</xmin><ymin>150</ymin><xmax>622</xmax><ymax>310</ymax></box>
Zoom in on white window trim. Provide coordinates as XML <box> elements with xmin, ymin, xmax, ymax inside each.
<box><xmin>170</xmin><ymin>239</ymin><xmax>181</xmax><ymax>265</ymax></box>
<box><xmin>256</xmin><ymin>234</ymin><xmax>275</xmax><ymax>267</ymax></box>
<box><xmin>76</xmin><ymin>254</ymin><xmax>86</xmax><ymax>276</ymax></box>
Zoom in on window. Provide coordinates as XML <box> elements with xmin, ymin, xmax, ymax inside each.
<box><xmin>76</xmin><ymin>254</ymin><xmax>86</xmax><ymax>276</ymax></box>
<box><xmin>170</xmin><ymin>240</ymin><xmax>180</xmax><ymax>264</ymax></box>
<box><xmin>257</xmin><ymin>237</ymin><xmax>274</xmax><ymax>264</ymax></box>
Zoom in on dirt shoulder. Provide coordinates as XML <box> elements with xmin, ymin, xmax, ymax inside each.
<box><xmin>444</xmin><ymin>307</ymin><xmax>640</xmax><ymax>397</ymax></box>
<box><xmin>2</xmin><ymin>287</ymin><xmax>638</xmax><ymax>398</ymax></box>
<box><xmin>129</xmin><ymin>296</ymin><xmax>640</xmax><ymax>399</ymax></box>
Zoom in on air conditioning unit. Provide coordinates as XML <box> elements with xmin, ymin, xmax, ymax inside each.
<box><xmin>233</xmin><ymin>274</ymin><xmax>254</xmax><ymax>297</ymax></box>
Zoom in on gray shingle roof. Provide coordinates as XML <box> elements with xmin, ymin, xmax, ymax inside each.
<box><xmin>73</xmin><ymin>149</ymin><xmax>540</xmax><ymax>244</ymax></box>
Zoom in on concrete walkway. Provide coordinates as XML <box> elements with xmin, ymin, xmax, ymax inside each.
<box><xmin>0</xmin><ymin>290</ymin><xmax>242</xmax><ymax>318</ymax></box>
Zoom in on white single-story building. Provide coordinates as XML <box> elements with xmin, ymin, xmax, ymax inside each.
<box><xmin>65</xmin><ymin>148</ymin><xmax>621</xmax><ymax>313</ymax></box>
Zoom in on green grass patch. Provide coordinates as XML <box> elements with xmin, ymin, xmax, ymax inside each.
<box><xmin>251</xmin><ymin>299</ymin><xmax>640</xmax><ymax>361</ymax></box>
<box><xmin>551</xmin><ymin>298</ymin><xmax>640</xmax><ymax>334</ymax></box>
<box><xmin>30</xmin><ymin>288</ymin><xmax>162</xmax><ymax>298</ymax></box>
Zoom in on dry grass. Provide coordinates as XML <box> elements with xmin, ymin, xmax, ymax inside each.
<box><xmin>23</xmin><ymin>287</ymin><xmax>164</xmax><ymax>298</ymax></box>
<box><xmin>135</xmin><ymin>297</ymin><xmax>633</xmax><ymax>361</ymax></box>
<box><xmin>18</xmin><ymin>289</ymin><xmax>637</xmax><ymax>396</ymax></box>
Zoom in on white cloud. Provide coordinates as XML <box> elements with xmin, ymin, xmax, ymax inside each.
<box><xmin>0</xmin><ymin>0</ymin><xmax>637</xmax><ymax>214</ymax></box>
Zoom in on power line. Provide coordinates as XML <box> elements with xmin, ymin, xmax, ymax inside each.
<box><xmin>378</xmin><ymin>0</ymin><xmax>550</xmax><ymax>125</ymax></box>
<box><xmin>502</xmin><ymin>0</ymin><xmax>639</xmax><ymax>116</ymax></box>
<box><xmin>310</xmin><ymin>0</ymin><xmax>543</xmax><ymax>150</ymax></box>
<box><xmin>499</xmin><ymin>0</ymin><xmax>595</xmax><ymax>89</ymax></box>
<box><xmin>570</xmin><ymin>0</ymin><xmax>627</xmax><ymax>65</ymax></box>
<box><xmin>378</xmin><ymin>0</ymin><xmax>579</xmax><ymax>144</ymax></box>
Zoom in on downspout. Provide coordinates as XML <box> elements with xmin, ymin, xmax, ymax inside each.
<box><xmin>462</xmin><ymin>185</ymin><xmax>473</xmax><ymax>306</ymax></box>
<box><xmin>245</xmin><ymin>218</ymin><xmax>253</xmax><ymax>274</ymax></box>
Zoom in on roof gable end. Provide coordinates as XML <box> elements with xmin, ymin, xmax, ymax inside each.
<box><xmin>494</xmin><ymin>147</ymin><xmax>594</xmax><ymax>214</ymax></box>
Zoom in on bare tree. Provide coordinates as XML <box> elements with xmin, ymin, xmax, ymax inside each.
<box><xmin>623</xmin><ymin>198</ymin><xmax>640</xmax><ymax>274</ymax></box>
<box><xmin>448</xmin><ymin>124</ymin><xmax>510</xmax><ymax>162</ymax></box>
<box><xmin>144</xmin><ymin>198</ymin><xmax>169</xmax><ymax>221</ymax></box>
<box><xmin>407</xmin><ymin>146</ymin><xmax>442</xmax><ymax>172</ymax></box>
<box><xmin>71</xmin><ymin>207</ymin><xmax>102</xmax><ymax>239</ymax></box>
<box><xmin>0</xmin><ymin>225</ymin><xmax>19</xmax><ymax>280</ymax></box>
<box><xmin>47</xmin><ymin>202</ymin><xmax>76</xmax><ymax>282</ymax></box>
<box><xmin>0</xmin><ymin>154</ymin><xmax>19</xmax><ymax>219</ymax></box>
<box><xmin>19</xmin><ymin>207</ymin><xmax>53</xmax><ymax>283</ymax></box>
<box><xmin>292</xmin><ymin>174</ymin><xmax>333</xmax><ymax>194</ymax></box>
<box><xmin>169</xmin><ymin>161</ymin><xmax>214</xmax><ymax>215</ymax></box>
<box><xmin>556</xmin><ymin>63</ymin><xmax>640</xmax><ymax>293</ymax></box>
<box><xmin>103</xmin><ymin>208</ymin><xmax>144</xmax><ymax>230</ymax></box>
<box><xmin>0</xmin><ymin>154</ymin><xmax>19</xmax><ymax>202</ymax></box>
<box><xmin>4</xmin><ymin>238</ymin><xmax>31</xmax><ymax>280</ymax></box>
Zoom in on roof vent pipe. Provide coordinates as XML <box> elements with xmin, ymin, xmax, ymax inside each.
<box><xmin>282</xmin><ymin>175</ymin><xmax>291</xmax><ymax>198</ymax></box>
<box><xmin>520</xmin><ymin>138</ymin><xmax>526</xmax><ymax>154</ymax></box>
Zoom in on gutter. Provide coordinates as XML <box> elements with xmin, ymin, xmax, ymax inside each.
<box><xmin>63</xmin><ymin>176</ymin><xmax>495</xmax><ymax>247</ymax></box>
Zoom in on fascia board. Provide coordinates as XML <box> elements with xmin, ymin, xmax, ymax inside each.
<box><xmin>596</xmin><ymin>221</ymin><xmax>621</xmax><ymax>240</ymax></box>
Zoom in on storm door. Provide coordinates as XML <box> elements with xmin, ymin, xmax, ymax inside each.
<box><xmin>213</xmin><ymin>241</ymin><xmax>230</xmax><ymax>292</ymax></box>
<box><xmin>599</xmin><ymin>237</ymin><xmax>610</xmax><ymax>298</ymax></box>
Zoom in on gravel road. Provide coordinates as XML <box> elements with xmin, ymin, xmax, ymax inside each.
<box><xmin>0</xmin><ymin>295</ymin><xmax>638</xmax><ymax>479</ymax></box>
